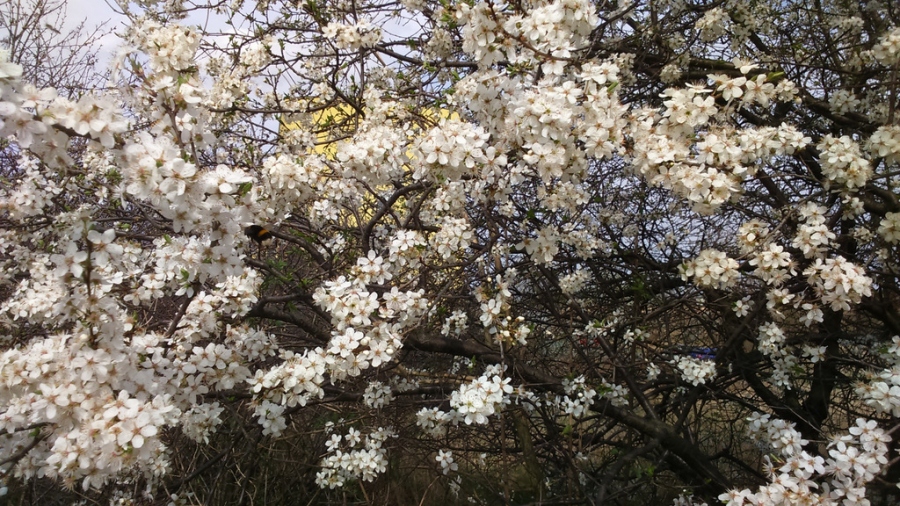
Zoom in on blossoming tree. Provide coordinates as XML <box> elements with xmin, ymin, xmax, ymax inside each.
<box><xmin>2</xmin><ymin>0</ymin><xmax>900</xmax><ymax>504</ymax></box>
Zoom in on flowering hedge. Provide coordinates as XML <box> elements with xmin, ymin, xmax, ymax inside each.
<box><xmin>2</xmin><ymin>0</ymin><xmax>900</xmax><ymax>504</ymax></box>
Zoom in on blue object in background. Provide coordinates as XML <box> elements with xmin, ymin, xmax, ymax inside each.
<box><xmin>687</xmin><ymin>347</ymin><xmax>717</xmax><ymax>360</ymax></box>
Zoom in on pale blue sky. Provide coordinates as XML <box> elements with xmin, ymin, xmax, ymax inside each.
<box><xmin>61</xmin><ymin>0</ymin><xmax>126</xmax><ymax>70</ymax></box>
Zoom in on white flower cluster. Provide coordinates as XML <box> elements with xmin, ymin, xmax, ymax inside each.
<box><xmin>363</xmin><ymin>380</ymin><xmax>394</xmax><ymax>409</ymax></box>
<box><xmin>661</xmin><ymin>86</ymin><xmax>718</xmax><ymax>129</ymax></box>
<box><xmin>747</xmin><ymin>412</ymin><xmax>808</xmax><ymax>456</ymax></box>
<box><xmin>695</xmin><ymin>8</ymin><xmax>730</xmax><ymax>42</ymax></box>
<box><xmin>583</xmin><ymin>313</ymin><xmax>622</xmax><ymax>343</ymax></box>
<box><xmin>757</xmin><ymin>321</ymin><xmax>804</xmax><ymax>388</ymax></box>
<box><xmin>314</xmin><ymin>276</ymin><xmax>427</xmax><ymax>331</ymax></box>
<box><xmin>0</xmin><ymin>263</ymin><xmax>273</xmax><ymax>491</ymax></box>
<box><xmin>315</xmin><ymin>426</ymin><xmax>394</xmax><ymax>488</ymax></box>
<box><xmin>2</xmin><ymin>159</ymin><xmax>62</xmax><ymax>220</ymax></box>
<box><xmin>239</xmin><ymin>39</ymin><xmax>273</xmax><ymax>70</ymax></box>
<box><xmin>513</xmin><ymin>385</ymin><xmax>543</xmax><ymax>414</ymax></box>
<box><xmin>633</xmin><ymin>68</ymin><xmax>806</xmax><ymax>213</ymax></box>
<box><xmin>416</xmin><ymin>406</ymin><xmax>455</xmax><ymax>436</ymax></box>
<box><xmin>749</xmin><ymin>243</ymin><xmax>795</xmax><ymax>286</ymax></box>
<box><xmin>792</xmin><ymin>203</ymin><xmax>836</xmax><ymax>259</ymax></box>
<box><xmin>391</xmin><ymin>375</ymin><xmax>420</xmax><ymax>393</ymax></box>
<box><xmin>476</xmin><ymin>273</ymin><xmax>512</xmax><ymax>332</ymax></box>
<box><xmin>559</xmin><ymin>269</ymin><xmax>592</xmax><ymax>295</ymax></box>
<box><xmin>449</xmin><ymin>59</ymin><xmax>627</xmax><ymax>186</ymax></box>
<box><xmin>816</xmin><ymin>135</ymin><xmax>872</xmax><ymax>191</ymax></box>
<box><xmin>742</xmin><ymin>73</ymin><xmax>780</xmax><ymax>107</ymax></box>
<box><xmin>126</xmin><ymin>21</ymin><xmax>216</xmax><ymax>146</ymax></box>
<box><xmin>856</xmin><ymin>336</ymin><xmax>900</xmax><ymax>416</ymax></box>
<box><xmin>660</xmin><ymin>63</ymin><xmax>682</xmax><ymax>84</ymax></box>
<box><xmin>507</xmin><ymin>0</ymin><xmax>597</xmax><ymax>55</ymax></box>
<box><xmin>430</xmin><ymin>217</ymin><xmax>475</xmax><ymax>260</ymax></box>
<box><xmin>122</xmin><ymin>132</ymin><xmax>254</xmax><ymax>241</ymax></box>
<box><xmin>324</xmin><ymin>326</ymin><xmax>394</xmax><ymax>382</ymax></box>
<box><xmin>455</xmin><ymin>2</ymin><xmax>503</xmax><ymax>66</ymax></box>
<box><xmin>180</xmin><ymin>403</ymin><xmax>225</xmax><ymax>444</ymax></box>
<box><xmin>0</xmin><ymin>55</ymin><xmax>126</xmax><ymax>163</ymax></box>
<box><xmin>249</xmin><ymin>348</ymin><xmax>327</xmax><ymax>408</ymax></box>
<box><xmin>448</xmin><ymin>70</ymin><xmax>514</xmax><ymax>142</ymax></box>
<box><xmin>623</xmin><ymin>328</ymin><xmax>644</xmax><ymax>344</ymax></box>
<box><xmin>710</xmin><ymin>74</ymin><xmax>747</xmax><ymax>102</ymax></box>
<box><xmin>866</xmin><ymin>125</ymin><xmax>900</xmax><ymax>163</ymax></box>
<box><xmin>425</xmin><ymin>28</ymin><xmax>454</xmax><ymax>60</ymax></box>
<box><xmin>4</xmin><ymin>0</ymin><xmax>900</xmax><ymax>498</ymax></box>
<box><xmin>494</xmin><ymin>315</ymin><xmax>531</xmax><ymax>346</ymax></box>
<box><xmin>843</xmin><ymin>194</ymin><xmax>866</xmax><ymax>220</ymax></box>
<box><xmin>0</xmin><ymin>193</ymin><xmax>273</xmax><ymax>492</ymax></box>
<box><xmin>254</xmin><ymin>400</ymin><xmax>287</xmax><ymax>436</ymax></box>
<box><xmin>4</xmin><ymin>257</ymin><xmax>67</xmax><ymax>324</ymax></box>
<box><xmin>0</xmin><ymin>48</ymin><xmax>21</xmax><ymax>79</ymax></box>
<box><xmin>679</xmin><ymin>249</ymin><xmax>741</xmax><ymax>289</ymax></box>
<box><xmin>517</xmin><ymin>93</ymin><xmax>586</xmax><ymax>179</ymax></box>
<box><xmin>598</xmin><ymin>379</ymin><xmax>630</xmax><ymax>407</ymax></box>
<box><xmin>802</xmin><ymin>256</ymin><xmax>873</xmax><ymax>312</ymax></box>
<box><xmin>739</xmin><ymin>122</ymin><xmax>809</xmax><ymax>159</ymax></box>
<box><xmin>322</xmin><ymin>20</ymin><xmax>382</xmax><ymax>50</ymax></box>
<box><xmin>414</xmin><ymin>366</ymin><xmax>521</xmax><ymax>435</ymax></box>
<box><xmin>436</xmin><ymin>449</ymin><xmax>458</xmax><ymax>475</ymax></box>
<box><xmin>764</xmin><ymin>288</ymin><xmax>791</xmax><ymax>320</ymax></box>
<box><xmin>735</xmin><ymin>201</ymin><xmax>872</xmax><ymax>330</ymax></box>
<box><xmin>724</xmin><ymin>415</ymin><xmax>890</xmax><ymax>506</ymax></box>
<box><xmin>387</xmin><ymin>229</ymin><xmax>427</xmax><ymax>269</ymax></box>
<box><xmin>673</xmin><ymin>493</ymin><xmax>708</xmax><ymax>506</ymax></box>
<box><xmin>828</xmin><ymin>90</ymin><xmax>860</xmax><ymax>115</ymax></box>
<box><xmin>830</xmin><ymin>16</ymin><xmax>864</xmax><ymax>36</ymax></box>
<box><xmin>352</xmin><ymin>251</ymin><xmax>392</xmax><ymax>285</ymax></box>
<box><xmin>872</xmin><ymin>27</ymin><xmax>900</xmax><ymax>66</ymax></box>
<box><xmin>0</xmin><ymin>329</ymin><xmax>183</xmax><ymax>489</ymax></box>
<box><xmin>877</xmin><ymin>212</ymin><xmax>900</xmax><ymax>244</ymax></box>
<box><xmin>449</xmin><ymin>364</ymin><xmax>514</xmax><ymax>424</ymax></box>
<box><xmin>560</xmin><ymin>376</ymin><xmax>598</xmax><ymax>417</ymax></box>
<box><xmin>672</xmin><ymin>355</ymin><xmax>717</xmax><ymax>386</ymax></box>
<box><xmin>456</xmin><ymin>0</ymin><xmax>597</xmax><ymax>71</ymax></box>
<box><xmin>441</xmin><ymin>310</ymin><xmax>469</xmax><ymax>337</ymax></box>
<box><xmin>133</xmin><ymin>20</ymin><xmax>202</xmax><ymax>74</ymax></box>
<box><xmin>177</xmin><ymin>342</ymin><xmax>252</xmax><ymax>395</ymax></box>
<box><xmin>737</xmin><ymin>219</ymin><xmax>770</xmax><ymax>253</ymax></box>
<box><xmin>580</xmin><ymin>61</ymin><xmax>629</xmax><ymax>159</ymax></box>
<box><xmin>734</xmin><ymin>296</ymin><xmax>753</xmax><ymax>317</ymax></box>
<box><xmin>429</xmin><ymin>181</ymin><xmax>468</xmax><ymax>217</ymax></box>
<box><xmin>337</xmin><ymin>122</ymin><xmax>410</xmax><ymax>185</ymax></box>
<box><xmin>261</xmin><ymin>153</ymin><xmax>320</xmax><ymax>218</ymax></box>
<box><xmin>757</xmin><ymin>322</ymin><xmax>786</xmax><ymax>356</ymax></box>
<box><xmin>415</xmin><ymin>118</ymin><xmax>490</xmax><ymax>181</ymax></box>
<box><xmin>540</xmin><ymin>182</ymin><xmax>590</xmax><ymax>214</ymax></box>
<box><xmin>226</xmin><ymin>325</ymin><xmax>279</xmax><ymax>362</ymax></box>
<box><xmin>517</xmin><ymin>225</ymin><xmax>561</xmax><ymax>265</ymax></box>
